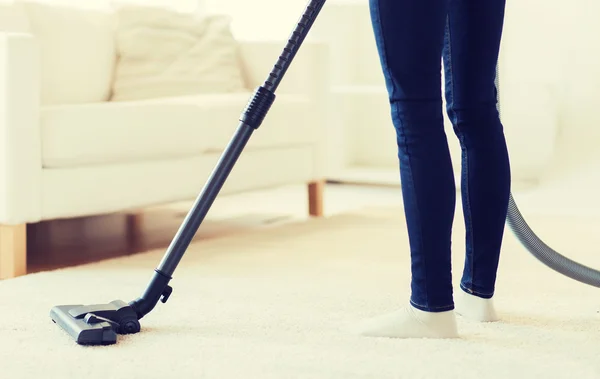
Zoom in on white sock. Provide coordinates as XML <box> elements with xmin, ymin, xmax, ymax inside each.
<box><xmin>352</xmin><ymin>303</ymin><xmax>459</xmax><ymax>339</ymax></box>
<box><xmin>454</xmin><ymin>288</ymin><xmax>499</xmax><ymax>322</ymax></box>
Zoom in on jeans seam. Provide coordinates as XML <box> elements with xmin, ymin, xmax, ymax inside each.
<box><xmin>445</xmin><ymin>17</ymin><xmax>475</xmax><ymax>293</ymax></box>
<box><xmin>373</xmin><ymin>0</ymin><xmax>398</xmax><ymax>100</ymax></box>
<box><xmin>394</xmin><ymin>102</ymin><xmax>428</xmax><ymax>307</ymax></box>
<box><xmin>373</xmin><ymin>0</ymin><xmax>428</xmax><ymax>307</ymax></box>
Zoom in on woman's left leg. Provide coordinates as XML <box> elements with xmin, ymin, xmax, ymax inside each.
<box><xmin>442</xmin><ymin>0</ymin><xmax>510</xmax><ymax>322</ymax></box>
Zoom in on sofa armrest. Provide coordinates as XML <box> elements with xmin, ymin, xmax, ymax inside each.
<box><xmin>0</xmin><ymin>32</ymin><xmax>42</xmax><ymax>224</ymax></box>
<box><xmin>238</xmin><ymin>39</ymin><xmax>330</xmax><ymax>97</ymax></box>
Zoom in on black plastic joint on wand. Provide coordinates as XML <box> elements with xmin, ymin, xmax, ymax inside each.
<box><xmin>240</xmin><ymin>86</ymin><xmax>276</xmax><ymax>129</ymax></box>
<box><xmin>129</xmin><ymin>269</ymin><xmax>173</xmax><ymax>320</ymax></box>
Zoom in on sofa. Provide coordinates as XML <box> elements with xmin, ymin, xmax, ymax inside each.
<box><xmin>0</xmin><ymin>1</ymin><xmax>329</xmax><ymax>279</ymax></box>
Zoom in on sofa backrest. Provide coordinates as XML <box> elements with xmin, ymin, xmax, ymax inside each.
<box><xmin>11</xmin><ymin>1</ymin><xmax>117</xmax><ymax>106</ymax></box>
<box><xmin>0</xmin><ymin>1</ymin><xmax>30</xmax><ymax>32</ymax></box>
<box><xmin>1</xmin><ymin>0</ymin><xmax>246</xmax><ymax>106</ymax></box>
<box><xmin>0</xmin><ymin>1</ymin><xmax>117</xmax><ymax>106</ymax></box>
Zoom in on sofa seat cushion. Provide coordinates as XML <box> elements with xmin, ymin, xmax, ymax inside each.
<box><xmin>41</xmin><ymin>92</ymin><xmax>316</xmax><ymax>168</ymax></box>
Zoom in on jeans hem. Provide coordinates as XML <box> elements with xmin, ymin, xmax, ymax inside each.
<box><xmin>460</xmin><ymin>283</ymin><xmax>494</xmax><ymax>299</ymax></box>
<box><xmin>410</xmin><ymin>299</ymin><xmax>454</xmax><ymax>313</ymax></box>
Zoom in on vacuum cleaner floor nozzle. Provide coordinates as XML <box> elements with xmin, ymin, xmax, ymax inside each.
<box><xmin>50</xmin><ymin>305</ymin><xmax>117</xmax><ymax>345</ymax></box>
<box><xmin>50</xmin><ymin>300</ymin><xmax>141</xmax><ymax>345</ymax></box>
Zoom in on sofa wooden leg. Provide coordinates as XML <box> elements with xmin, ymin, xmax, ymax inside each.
<box><xmin>308</xmin><ymin>180</ymin><xmax>325</xmax><ymax>217</ymax></box>
<box><xmin>0</xmin><ymin>224</ymin><xmax>27</xmax><ymax>279</ymax></box>
<box><xmin>126</xmin><ymin>213</ymin><xmax>144</xmax><ymax>244</ymax></box>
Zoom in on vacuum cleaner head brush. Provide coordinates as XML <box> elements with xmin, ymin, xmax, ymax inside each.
<box><xmin>50</xmin><ymin>300</ymin><xmax>141</xmax><ymax>345</ymax></box>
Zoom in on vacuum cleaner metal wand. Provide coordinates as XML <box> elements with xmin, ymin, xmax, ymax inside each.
<box><xmin>130</xmin><ymin>0</ymin><xmax>328</xmax><ymax>320</ymax></box>
<box><xmin>50</xmin><ymin>0</ymin><xmax>328</xmax><ymax>345</ymax></box>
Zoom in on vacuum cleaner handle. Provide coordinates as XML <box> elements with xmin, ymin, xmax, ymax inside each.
<box><xmin>129</xmin><ymin>0</ymin><xmax>328</xmax><ymax>319</ymax></box>
<box><xmin>261</xmin><ymin>0</ymin><xmax>327</xmax><ymax>93</ymax></box>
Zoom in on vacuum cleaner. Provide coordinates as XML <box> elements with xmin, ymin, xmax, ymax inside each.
<box><xmin>50</xmin><ymin>0</ymin><xmax>600</xmax><ymax>346</ymax></box>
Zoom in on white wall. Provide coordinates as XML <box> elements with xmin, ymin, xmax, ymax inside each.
<box><xmin>203</xmin><ymin>0</ymin><xmax>338</xmax><ymax>40</ymax></box>
<box><xmin>500</xmin><ymin>0</ymin><xmax>600</xmax><ymax>178</ymax></box>
<box><xmin>1</xmin><ymin>0</ymin><xmax>203</xmax><ymax>12</ymax></box>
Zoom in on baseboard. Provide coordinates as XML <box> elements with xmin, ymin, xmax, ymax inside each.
<box><xmin>327</xmin><ymin>165</ymin><xmax>538</xmax><ymax>191</ymax></box>
<box><xmin>327</xmin><ymin>166</ymin><xmax>399</xmax><ymax>187</ymax></box>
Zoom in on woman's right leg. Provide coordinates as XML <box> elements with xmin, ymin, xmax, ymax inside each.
<box><xmin>369</xmin><ymin>0</ymin><xmax>455</xmax><ymax>314</ymax></box>
<box><xmin>354</xmin><ymin>0</ymin><xmax>458</xmax><ymax>339</ymax></box>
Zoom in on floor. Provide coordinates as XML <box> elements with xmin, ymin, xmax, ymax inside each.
<box><xmin>3</xmin><ymin>185</ymin><xmax>600</xmax><ymax>378</ymax></box>
<box><xmin>26</xmin><ymin>182</ymin><xmax>405</xmax><ymax>274</ymax></box>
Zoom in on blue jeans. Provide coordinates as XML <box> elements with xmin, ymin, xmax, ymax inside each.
<box><xmin>369</xmin><ymin>0</ymin><xmax>511</xmax><ymax>312</ymax></box>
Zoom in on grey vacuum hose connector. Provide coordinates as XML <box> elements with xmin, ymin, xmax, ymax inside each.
<box><xmin>496</xmin><ymin>65</ymin><xmax>600</xmax><ymax>288</ymax></box>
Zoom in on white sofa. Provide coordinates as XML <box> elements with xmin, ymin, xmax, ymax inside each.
<box><xmin>0</xmin><ymin>1</ymin><xmax>328</xmax><ymax>279</ymax></box>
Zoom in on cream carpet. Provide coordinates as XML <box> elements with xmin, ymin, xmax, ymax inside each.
<box><xmin>1</xmin><ymin>205</ymin><xmax>600</xmax><ymax>379</ymax></box>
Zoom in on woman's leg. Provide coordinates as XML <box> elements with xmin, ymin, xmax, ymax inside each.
<box><xmin>442</xmin><ymin>0</ymin><xmax>511</xmax><ymax>321</ymax></box>
<box><xmin>354</xmin><ymin>0</ymin><xmax>458</xmax><ymax>338</ymax></box>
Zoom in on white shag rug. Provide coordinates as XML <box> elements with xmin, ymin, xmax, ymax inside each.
<box><xmin>1</xmin><ymin>205</ymin><xmax>600</xmax><ymax>379</ymax></box>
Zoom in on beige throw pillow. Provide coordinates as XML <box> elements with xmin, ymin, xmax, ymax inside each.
<box><xmin>111</xmin><ymin>7</ymin><xmax>247</xmax><ymax>102</ymax></box>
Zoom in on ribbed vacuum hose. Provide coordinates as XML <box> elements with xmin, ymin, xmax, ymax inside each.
<box><xmin>496</xmin><ymin>65</ymin><xmax>600</xmax><ymax>288</ymax></box>
<box><xmin>506</xmin><ymin>194</ymin><xmax>600</xmax><ymax>287</ymax></box>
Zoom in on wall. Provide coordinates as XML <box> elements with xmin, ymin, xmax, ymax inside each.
<box><xmin>0</xmin><ymin>0</ymin><xmax>202</xmax><ymax>12</ymax></box>
<box><xmin>203</xmin><ymin>0</ymin><xmax>376</xmax><ymax>40</ymax></box>
<box><xmin>204</xmin><ymin>0</ymin><xmax>318</xmax><ymax>40</ymax></box>
<box><xmin>499</xmin><ymin>0</ymin><xmax>600</xmax><ymax>179</ymax></box>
